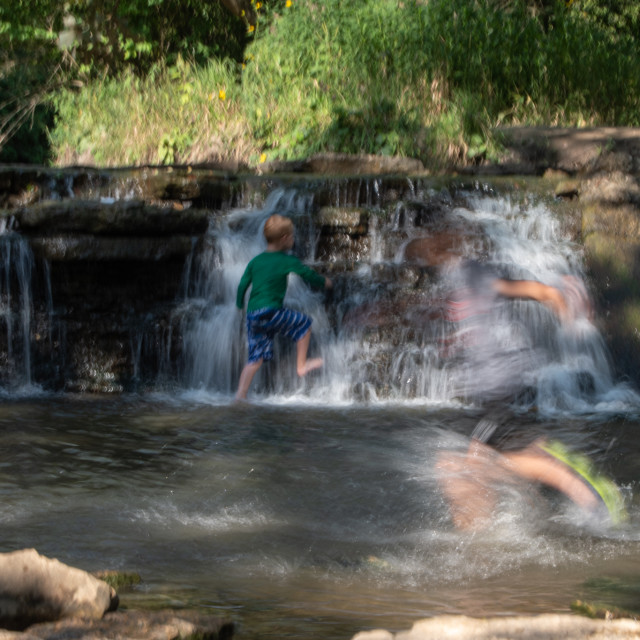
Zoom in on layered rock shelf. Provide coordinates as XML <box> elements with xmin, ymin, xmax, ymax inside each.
<box><xmin>0</xmin><ymin>128</ymin><xmax>638</xmax><ymax>395</ymax></box>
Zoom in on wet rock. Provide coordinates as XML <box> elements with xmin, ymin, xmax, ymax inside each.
<box><xmin>315</xmin><ymin>234</ymin><xmax>370</xmax><ymax>264</ymax></box>
<box><xmin>396</xmin><ymin>199</ymin><xmax>449</xmax><ymax>227</ymax></box>
<box><xmin>583</xmin><ymin>233</ymin><xmax>640</xmax><ymax>382</ymax></box>
<box><xmin>0</xmin><ymin>165</ymin><xmax>242</xmax><ymax>212</ymax></box>
<box><xmin>403</xmin><ymin>234</ymin><xmax>462</xmax><ymax>266</ymax></box>
<box><xmin>578</xmin><ymin>171</ymin><xmax>640</xmax><ymax>387</ymax></box>
<box><xmin>0</xmin><ymin>549</ymin><xmax>117</xmax><ymax>631</ymax></box>
<box><xmin>4</xmin><ymin>199</ymin><xmax>211</xmax><ymax>236</ymax></box>
<box><xmin>582</xmin><ymin>204</ymin><xmax>640</xmax><ymax>240</ymax></box>
<box><xmin>317</xmin><ymin>206</ymin><xmax>369</xmax><ymax>234</ymax></box>
<box><xmin>30</xmin><ymin>235</ymin><xmax>195</xmax><ymax>261</ymax></box>
<box><xmin>554</xmin><ymin>179</ymin><xmax>580</xmax><ymax>199</ymax></box>
<box><xmin>351</xmin><ymin>614</ymin><xmax>640</xmax><ymax>640</ymax></box>
<box><xmin>25</xmin><ymin>610</ymin><xmax>235</xmax><ymax>640</ymax></box>
<box><xmin>263</xmin><ymin>152</ymin><xmax>425</xmax><ymax>176</ymax></box>
<box><xmin>579</xmin><ymin>172</ymin><xmax>640</xmax><ymax>206</ymax></box>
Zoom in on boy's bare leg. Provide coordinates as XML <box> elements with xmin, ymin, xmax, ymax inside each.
<box><xmin>235</xmin><ymin>359</ymin><xmax>263</xmax><ymax>400</ymax></box>
<box><xmin>296</xmin><ymin>329</ymin><xmax>323</xmax><ymax>376</ymax></box>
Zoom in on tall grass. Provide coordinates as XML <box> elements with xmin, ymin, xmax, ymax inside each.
<box><xmin>50</xmin><ymin>57</ymin><xmax>256</xmax><ymax>167</ymax></box>
<box><xmin>243</xmin><ymin>0</ymin><xmax>640</xmax><ymax>165</ymax></box>
<box><xmin>48</xmin><ymin>0</ymin><xmax>640</xmax><ymax>168</ymax></box>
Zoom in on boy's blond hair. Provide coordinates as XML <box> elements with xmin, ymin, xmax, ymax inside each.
<box><xmin>263</xmin><ymin>214</ymin><xmax>294</xmax><ymax>243</ymax></box>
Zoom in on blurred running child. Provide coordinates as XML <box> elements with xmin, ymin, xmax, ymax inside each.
<box><xmin>404</xmin><ymin>234</ymin><xmax>624</xmax><ymax>529</ymax></box>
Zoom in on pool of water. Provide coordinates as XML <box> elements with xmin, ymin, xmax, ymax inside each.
<box><xmin>2</xmin><ymin>394</ymin><xmax>639</xmax><ymax>638</ymax></box>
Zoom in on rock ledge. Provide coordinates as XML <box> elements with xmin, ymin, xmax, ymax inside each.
<box><xmin>352</xmin><ymin>614</ymin><xmax>640</xmax><ymax>640</ymax></box>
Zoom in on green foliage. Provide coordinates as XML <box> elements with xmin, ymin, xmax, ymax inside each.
<box><xmin>240</xmin><ymin>0</ymin><xmax>640</xmax><ymax>166</ymax></box>
<box><xmin>0</xmin><ymin>1</ymin><xmax>62</xmax><ymax>164</ymax></box>
<box><xmin>68</xmin><ymin>0</ymin><xmax>248</xmax><ymax>72</ymax></box>
<box><xmin>569</xmin><ymin>0</ymin><xmax>640</xmax><ymax>39</ymax></box>
<box><xmin>1</xmin><ymin>0</ymin><xmax>250</xmax><ymax>163</ymax></box>
<box><xmin>48</xmin><ymin>58</ymin><xmax>250</xmax><ymax>166</ymax></box>
<box><xmin>6</xmin><ymin>0</ymin><xmax>640</xmax><ymax>167</ymax></box>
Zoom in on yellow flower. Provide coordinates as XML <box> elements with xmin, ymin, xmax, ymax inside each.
<box><xmin>219</xmin><ymin>89</ymin><xmax>226</xmax><ymax>100</ymax></box>
<box><xmin>259</xmin><ymin>153</ymin><xmax>267</xmax><ymax>163</ymax></box>
<box><xmin>256</xmin><ymin>1</ymin><xmax>262</xmax><ymax>8</ymax></box>
<box><xmin>248</xmin><ymin>24</ymin><xmax>255</xmax><ymax>32</ymax></box>
<box><xmin>286</xmin><ymin>0</ymin><xmax>292</xmax><ymax>6</ymax></box>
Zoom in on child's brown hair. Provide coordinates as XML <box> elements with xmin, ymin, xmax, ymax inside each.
<box><xmin>263</xmin><ymin>214</ymin><xmax>294</xmax><ymax>243</ymax></box>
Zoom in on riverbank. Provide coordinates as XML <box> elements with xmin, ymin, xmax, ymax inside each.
<box><xmin>257</xmin><ymin>126</ymin><xmax>640</xmax><ymax>177</ymax></box>
<box><xmin>3</xmin><ymin>549</ymin><xmax>640</xmax><ymax>640</ymax></box>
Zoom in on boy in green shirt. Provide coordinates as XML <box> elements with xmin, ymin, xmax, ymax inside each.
<box><xmin>235</xmin><ymin>214</ymin><xmax>333</xmax><ymax>400</ymax></box>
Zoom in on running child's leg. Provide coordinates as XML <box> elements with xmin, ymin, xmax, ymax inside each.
<box><xmin>436</xmin><ymin>446</ymin><xmax>498</xmax><ymax>530</ymax></box>
<box><xmin>502</xmin><ymin>442</ymin><xmax>599</xmax><ymax>511</ymax></box>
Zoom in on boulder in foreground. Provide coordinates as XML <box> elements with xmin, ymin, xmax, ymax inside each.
<box><xmin>352</xmin><ymin>614</ymin><xmax>640</xmax><ymax>640</ymax></box>
<box><xmin>0</xmin><ymin>549</ymin><xmax>117</xmax><ymax>631</ymax></box>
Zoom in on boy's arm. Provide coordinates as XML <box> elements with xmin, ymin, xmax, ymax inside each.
<box><xmin>290</xmin><ymin>257</ymin><xmax>330</xmax><ymax>291</ymax></box>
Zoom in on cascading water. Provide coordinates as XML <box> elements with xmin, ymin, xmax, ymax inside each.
<box><xmin>0</xmin><ymin>232</ymin><xmax>36</xmax><ymax>390</ymax></box>
<box><xmin>178</xmin><ymin>181</ymin><xmax>637</xmax><ymax>412</ymax></box>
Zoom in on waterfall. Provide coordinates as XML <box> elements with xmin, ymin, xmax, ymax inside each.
<box><xmin>179</xmin><ymin>181</ymin><xmax>636</xmax><ymax>410</ymax></box>
<box><xmin>1</xmin><ymin>168</ymin><xmax>636</xmax><ymax>407</ymax></box>
<box><xmin>0</xmin><ymin>233</ymin><xmax>36</xmax><ymax>391</ymax></box>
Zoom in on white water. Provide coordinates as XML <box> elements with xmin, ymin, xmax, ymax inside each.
<box><xmin>0</xmin><ymin>234</ymin><xmax>35</xmax><ymax>389</ymax></box>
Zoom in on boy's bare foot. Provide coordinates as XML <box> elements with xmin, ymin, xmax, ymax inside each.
<box><xmin>298</xmin><ymin>358</ymin><xmax>323</xmax><ymax>376</ymax></box>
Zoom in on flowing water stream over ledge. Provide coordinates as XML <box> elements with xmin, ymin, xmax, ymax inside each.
<box><xmin>1</xmin><ymin>168</ymin><xmax>640</xmax><ymax>638</ymax></box>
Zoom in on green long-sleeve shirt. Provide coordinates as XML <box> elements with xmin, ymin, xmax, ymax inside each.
<box><xmin>236</xmin><ymin>250</ymin><xmax>326</xmax><ymax>312</ymax></box>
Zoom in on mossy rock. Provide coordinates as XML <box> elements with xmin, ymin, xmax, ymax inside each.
<box><xmin>93</xmin><ymin>570</ymin><xmax>143</xmax><ymax>590</ymax></box>
<box><xmin>583</xmin><ymin>232</ymin><xmax>640</xmax><ymax>385</ymax></box>
<box><xmin>584</xmin><ymin>233</ymin><xmax>640</xmax><ymax>298</ymax></box>
<box><xmin>571</xmin><ymin>599</ymin><xmax>637</xmax><ymax>620</ymax></box>
<box><xmin>582</xmin><ymin>203</ymin><xmax>640</xmax><ymax>239</ymax></box>
<box><xmin>316</xmin><ymin>206</ymin><xmax>369</xmax><ymax>234</ymax></box>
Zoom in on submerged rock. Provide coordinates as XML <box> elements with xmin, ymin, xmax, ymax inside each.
<box><xmin>25</xmin><ymin>610</ymin><xmax>235</xmax><ymax>640</ymax></box>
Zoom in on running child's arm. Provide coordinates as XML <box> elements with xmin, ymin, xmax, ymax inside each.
<box><xmin>492</xmin><ymin>279</ymin><xmax>569</xmax><ymax>321</ymax></box>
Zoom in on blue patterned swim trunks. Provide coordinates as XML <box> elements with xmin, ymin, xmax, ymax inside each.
<box><xmin>246</xmin><ymin>307</ymin><xmax>312</xmax><ymax>363</ymax></box>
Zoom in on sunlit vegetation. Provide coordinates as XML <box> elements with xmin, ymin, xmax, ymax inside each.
<box><xmin>2</xmin><ymin>0</ymin><xmax>639</xmax><ymax>167</ymax></box>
